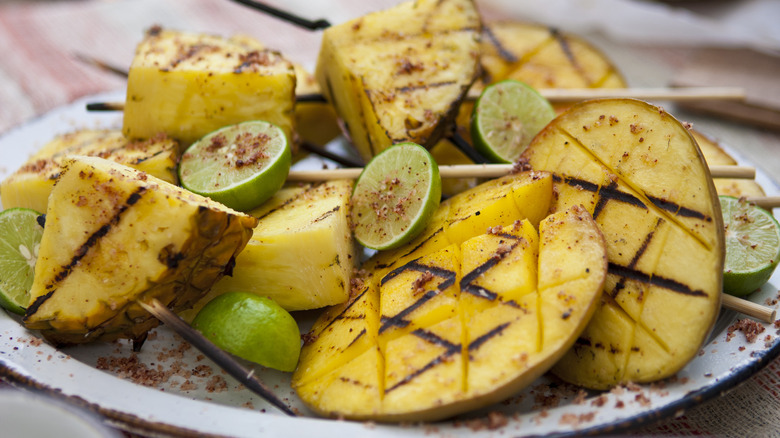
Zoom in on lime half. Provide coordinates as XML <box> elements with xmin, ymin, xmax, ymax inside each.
<box><xmin>179</xmin><ymin>121</ymin><xmax>291</xmax><ymax>211</ymax></box>
<box><xmin>351</xmin><ymin>142</ymin><xmax>441</xmax><ymax>251</ymax></box>
<box><xmin>720</xmin><ymin>196</ymin><xmax>780</xmax><ymax>296</ymax></box>
<box><xmin>471</xmin><ymin>79</ymin><xmax>555</xmax><ymax>163</ymax></box>
<box><xmin>0</xmin><ymin>208</ymin><xmax>44</xmax><ymax>315</ymax></box>
<box><xmin>192</xmin><ymin>292</ymin><xmax>301</xmax><ymax>372</ymax></box>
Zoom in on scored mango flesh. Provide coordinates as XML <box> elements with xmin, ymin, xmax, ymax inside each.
<box><xmin>521</xmin><ymin>99</ymin><xmax>724</xmax><ymax>389</ymax></box>
<box><xmin>293</xmin><ymin>171</ymin><xmax>608</xmax><ymax>422</ymax></box>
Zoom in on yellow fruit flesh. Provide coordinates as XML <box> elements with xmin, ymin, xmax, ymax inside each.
<box><xmin>23</xmin><ymin>156</ymin><xmax>257</xmax><ymax>345</ymax></box>
<box><xmin>123</xmin><ymin>28</ymin><xmax>295</xmax><ymax>147</ymax></box>
<box><xmin>521</xmin><ymin>99</ymin><xmax>724</xmax><ymax>389</ymax></box>
<box><xmin>316</xmin><ymin>0</ymin><xmax>481</xmax><ymax>162</ymax></box>
<box><xmin>0</xmin><ymin>130</ymin><xmax>179</xmax><ymax>213</ymax></box>
<box><xmin>181</xmin><ymin>180</ymin><xmax>356</xmax><ymax>316</ymax></box>
<box><xmin>293</xmin><ymin>170</ymin><xmax>608</xmax><ymax>421</ymax></box>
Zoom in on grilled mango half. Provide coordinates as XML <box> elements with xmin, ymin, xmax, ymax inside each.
<box><xmin>316</xmin><ymin>0</ymin><xmax>481</xmax><ymax>162</ymax></box>
<box><xmin>23</xmin><ymin>156</ymin><xmax>257</xmax><ymax>346</ymax></box>
<box><xmin>0</xmin><ymin>130</ymin><xmax>179</xmax><ymax>213</ymax></box>
<box><xmin>293</xmin><ymin>171</ymin><xmax>608</xmax><ymax>421</ymax></box>
<box><xmin>521</xmin><ymin>99</ymin><xmax>724</xmax><ymax>389</ymax></box>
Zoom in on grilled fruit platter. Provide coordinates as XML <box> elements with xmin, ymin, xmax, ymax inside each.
<box><xmin>0</xmin><ymin>0</ymin><xmax>778</xmax><ymax>434</ymax></box>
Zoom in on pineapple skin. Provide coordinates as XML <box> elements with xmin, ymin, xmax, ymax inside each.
<box><xmin>180</xmin><ymin>180</ymin><xmax>356</xmax><ymax>317</ymax></box>
<box><xmin>23</xmin><ymin>156</ymin><xmax>258</xmax><ymax>345</ymax></box>
<box><xmin>316</xmin><ymin>0</ymin><xmax>482</xmax><ymax>162</ymax></box>
<box><xmin>0</xmin><ymin>130</ymin><xmax>179</xmax><ymax>213</ymax></box>
<box><xmin>122</xmin><ymin>28</ymin><xmax>296</xmax><ymax>148</ymax></box>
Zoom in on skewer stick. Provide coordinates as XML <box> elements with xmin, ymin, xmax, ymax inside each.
<box><xmin>721</xmin><ymin>294</ymin><xmax>776</xmax><ymax>323</ymax></box>
<box><xmin>229</xmin><ymin>0</ymin><xmax>330</xmax><ymax>30</ymax></box>
<box><xmin>533</xmin><ymin>87</ymin><xmax>745</xmax><ymax>103</ymax></box>
<box><xmin>286</xmin><ymin>164</ymin><xmax>755</xmax><ymax>182</ymax></box>
<box><xmin>84</xmin><ymin>86</ymin><xmax>744</xmax><ymax>114</ymax></box>
<box><xmin>138</xmin><ymin>299</ymin><xmax>298</xmax><ymax>417</ymax></box>
<box><xmin>748</xmin><ymin>196</ymin><xmax>780</xmax><ymax>210</ymax></box>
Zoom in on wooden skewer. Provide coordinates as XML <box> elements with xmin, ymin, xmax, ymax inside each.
<box><xmin>138</xmin><ymin>299</ymin><xmax>298</xmax><ymax>417</ymax></box>
<box><xmin>286</xmin><ymin>164</ymin><xmax>755</xmax><ymax>182</ymax></box>
<box><xmin>748</xmin><ymin>196</ymin><xmax>780</xmax><ymax>210</ymax></box>
<box><xmin>84</xmin><ymin>86</ymin><xmax>744</xmax><ymax>114</ymax></box>
<box><xmin>721</xmin><ymin>294</ymin><xmax>776</xmax><ymax>323</ymax></box>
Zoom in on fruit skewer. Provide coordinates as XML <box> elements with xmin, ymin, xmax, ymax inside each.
<box><xmin>286</xmin><ymin>164</ymin><xmax>758</xmax><ymax>181</ymax></box>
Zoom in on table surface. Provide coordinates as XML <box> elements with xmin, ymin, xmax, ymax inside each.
<box><xmin>0</xmin><ymin>0</ymin><xmax>778</xmax><ymax>436</ymax></box>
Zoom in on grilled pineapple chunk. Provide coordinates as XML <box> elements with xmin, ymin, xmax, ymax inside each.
<box><xmin>23</xmin><ymin>156</ymin><xmax>257</xmax><ymax>345</ymax></box>
<box><xmin>316</xmin><ymin>0</ymin><xmax>481</xmax><ymax>161</ymax></box>
<box><xmin>521</xmin><ymin>99</ymin><xmax>724</xmax><ymax>389</ymax></box>
<box><xmin>0</xmin><ymin>130</ymin><xmax>179</xmax><ymax>213</ymax></box>
<box><xmin>181</xmin><ymin>179</ymin><xmax>356</xmax><ymax>316</ymax></box>
<box><xmin>293</xmin><ymin>205</ymin><xmax>607</xmax><ymax>421</ymax></box>
<box><xmin>123</xmin><ymin>28</ymin><xmax>296</xmax><ymax>147</ymax></box>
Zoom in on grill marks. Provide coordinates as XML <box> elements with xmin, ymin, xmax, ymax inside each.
<box><xmin>460</xmin><ymin>234</ymin><xmax>522</xmax><ymax>302</ymax></box>
<box><xmin>25</xmin><ymin>187</ymin><xmax>148</xmax><ymax>316</ymax></box>
<box><xmin>380</xmin><ymin>233</ymin><xmax>530</xmax><ymax>393</ymax></box>
<box><xmin>385</xmin><ymin>328</ymin><xmax>461</xmax><ymax>394</ymax></box>
<box><xmin>553</xmin><ymin>171</ymin><xmax>711</xmax><ymax>299</ymax></box>
<box><xmin>379</xmin><ymin>260</ymin><xmax>456</xmax><ymax>334</ymax></box>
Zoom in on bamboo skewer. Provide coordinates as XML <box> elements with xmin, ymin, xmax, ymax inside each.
<box><xmin>84</xmin><ymin>86</ymin><xmax>745</xmax><ymax>114</ymax></box>
<box><xmin>138</xmin><ymin>299</ymin><xmax>298</xmax><ymax>417</ymax></box>
<box><xmin>721</xmin><ymin>294</ymin><xmax>776</xmax><ymax>323</ymax></box>
<box><xmin>286</xmin><ymin>164</ymin><xmax>756</xmax><ymax>182</ymax></box>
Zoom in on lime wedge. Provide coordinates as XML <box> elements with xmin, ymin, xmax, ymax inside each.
<box><xmin>350</xmin><ymin>142</ymin><xmax>441</xmax><ymax>251</ymax></box>
<box><xmin>179</xmin><ymin>121</ymin><xmax>291</xmax><ymax>211</ymax></box>
<box><xmin>471</xmin><ymin>79</ymin><xmax>555</xmax><ymax>163</ymax></box>
<box><xmin>192</xmin><ymin>292</ymin><xmax>301</xmax><ymax>372</ymax></box>
<box><xmin>720</xmin><ymin>196</ymin><xmax>780</xmax><ymax>297</ymax></box>
<box><xmin>0</xmin><ymin>208</ymin><xmax>44</xmax><ymax>315</ymax></box>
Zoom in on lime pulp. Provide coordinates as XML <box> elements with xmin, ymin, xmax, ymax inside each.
<box><xmin>0</xmin><ymin>208</ymin><xmax>44</xmax><ymax>315</ymax></box>
<box><xmin>471</xmin><ymin>79</ymin><xmax>555</xmax><ymax>163</ymax></box>
<box><xmin>178</xmin><ymin>121</ymin><xmax>291</xmax><ymax>212</ymax></box>
<box><xmin>192</xmin><ymin>292</ymin><xmax>301</xmax><ymax>372</ymax></box>
<box><xmin>350</xmin><ymin>142</ymin><xmax>441</xmax><ymax>251</ymax></box>
<box><xmin>720</xmin><ymin>196</ymin><xmax>780</xmax><ymax>296</ymax></box>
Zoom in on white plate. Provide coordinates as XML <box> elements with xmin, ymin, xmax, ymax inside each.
<box><xmin>0</xmin><ymin>90</ymin><xmax>778</xmax><ymax>437</ymax></box>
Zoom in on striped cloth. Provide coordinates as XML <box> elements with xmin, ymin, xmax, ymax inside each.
<box><xmin>0</xmin><ymin>0</ymin><xmax>778</xmax><ymax>436</ymax></box>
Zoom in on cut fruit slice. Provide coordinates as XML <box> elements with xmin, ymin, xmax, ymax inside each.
<box><xmin>192</xmin><ymin>292</ymin><xmax>301</xmax><ymax>372</ymax></box>
<box><xmin>0</xmin><ymin>208</ymin><xmax>44</xmax><ymax>315</ymax></box>
<box><xmin>23</xmin><ymin>156</ymin><xmax>258</xmax><ymax>345</ymax></box>
<box><xmin>471</xmin><ymin>79</ymin><xmax>555</xmax><ymax>163</ymax></box>
<box><xmin>521</xmin><ymin>98</ymin><xmax>724</xmax><ymax>389</ymax></box>
<box><xmin>350</xmin><ymin>142</ymin><xmax>441</xmax><ymax>250</ymax></box>
<box><xmin>178</xmin><ymin>121</ymin><xmax>291</xmax><ymax>212</ymax></box>
<box><xmin>720</xmin><ymin>195</ymin><xmax>780</xmax><ymax>296</ymax></box>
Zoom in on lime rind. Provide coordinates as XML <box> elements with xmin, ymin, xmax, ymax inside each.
<box><xmin>179</xmin><ymin>121</ymin><xmax>291</xmax><ymax>211</ymax></box>
<box><xmin>471</xmin><ymin>79</ymin><xmax>555</xmax><ymax>164</ymax></box>
<box><xmin>192</xmin><ymin>292</ymin><xmax>301</xmax><ymax>372</ymax></box>
<box><xmin>351</xmin><ymin>142</ymin><xmax>441</xmax><ymax>251</ymax></box>
<box><xmin>0</xmin><ymin>207</ymin><xmax>44</xmax><ymax>315</ymax></box>
<box><xmin>720</xmin><ymin>195</ymin><xmax>780</xmax><ymax>296</ymax></box>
